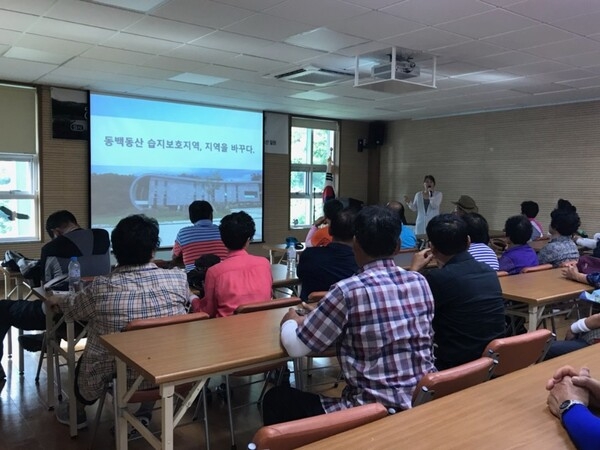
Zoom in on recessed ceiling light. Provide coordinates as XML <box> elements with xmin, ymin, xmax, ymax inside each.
<box><xmin>285</xmin><ymin>28</ymin><xmax>366</xmax><ymax>52</ymax></box>
<box><xmin>169</xmin><ymin>73</ymin><xmax>229</xmax><ymax>86</ymax></box>
<box><xmin>289</xmin><ymin>91</ymin><xmax>337</xmax><ymax>101</ymax></box>
<box><xmin>87</xmin><ymin>0</ymin><xmax>168</xmax><ymax>13</ymax></box>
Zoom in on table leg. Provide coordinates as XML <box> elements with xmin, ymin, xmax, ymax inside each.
<box><xmin>46</xmin><ymin>310</ymin><xmax>56</xmax><ymax>410</ymax></box>
<box><xmin>160</xmin><ymin>383</ymin><xmax>175</xmax><ymax>450</ymax></box>
<box><xmin>16</xmin><ymin>281</ymin><xmax>24</xmax><ymax>375</ymax></box>
<box><xmin>528</xmin><ymin>305</ymin><xmax>539</xmax><ymax>333</ymax></box>
<box><xmin>66</xmin><ymin>320</ymin><xmax>78</xmax><ymax>437</ymax></box>
<box><xmin>115</xmin><ymin>358</ymin><xmax>129</xmax><ymax>450</ymax></box>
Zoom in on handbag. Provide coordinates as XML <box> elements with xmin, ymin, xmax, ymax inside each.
<box><xmin>576</xmin><ymin>255</ymin><xmax>600</xmax><ymax>275</ymax></box>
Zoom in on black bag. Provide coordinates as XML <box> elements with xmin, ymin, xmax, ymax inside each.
<box><xmin>3</xmin><ymin>250</ymin><xmax>25</xmax><ymax>272</ymax></box>
<box><xmin>187</xmin><ymin>254</ymin><xmax>221</xmax><ymax>295</ymax></box>
<box><xmin>2</xmin><ymin>250</ymin><xmax>42</xmax><ymax>287</ymax></box>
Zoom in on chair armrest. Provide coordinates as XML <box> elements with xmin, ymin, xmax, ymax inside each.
<box><xmin>234</xmin><ymin>298</ymin><xmax>301</xmax><ymax>314</ymax></box>
<box><xmin>252</xmin><ymin>403</ymin><xmax>388</xmax><ymax>450</ymax></box>
<box><xmin>307</xmin><ymin>291</ymin><xmax>328</xmax><ymax>303</ymax></box>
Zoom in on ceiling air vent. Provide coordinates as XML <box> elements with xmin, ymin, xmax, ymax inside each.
<box><xmin>273</xmin><ymin>66</ymin><xmax>353</xmax><ymax>86</ymax></box>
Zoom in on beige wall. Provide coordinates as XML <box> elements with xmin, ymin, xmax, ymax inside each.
<box><xmin>0</xmin><ymin>87</ymin><xmax>370</xmax><ymax>260</ymax></box>
<box><xmin>381</xmin><ymin>101</ymin><xmax>600</xmax><ymax>233</ymax></box>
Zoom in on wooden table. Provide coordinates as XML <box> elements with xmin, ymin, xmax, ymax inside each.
<box><xmin>100</xmin><ymin>307</ymin><xmax>290</xmax><ymax>450</ymax></box>
<box><xmin>500</xmin><ymin>268</ymin><xmax>592</xmax><ymax>332</ymax></box>
<box><xmin>271</xmin><ymin>263</ymin><xmax>300</xmax><ymax>297</ymax></box>
<box><xmin>30</xmin><ymin>286</ymin><xmax>87</xmax><ymax>437</ymax></box>
<box><xmin>301</xmin><ymin>344</ymin><xmax>599</xmax><ymax>450</ymax></box>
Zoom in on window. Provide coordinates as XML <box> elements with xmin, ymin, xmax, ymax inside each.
<box><xmin>0</xmin><ymin>84</ymin><xmax>39</xmax><ymax>242</ymax></box>
<box><xmin>0</xmin><ymin>154</ymin><xmax>39</xmax><ymax>241</ymax></box>
<box><xmin>290</xmin><ymin>118</ymin><xmax>338</xmax><ymax>228</ymax></box>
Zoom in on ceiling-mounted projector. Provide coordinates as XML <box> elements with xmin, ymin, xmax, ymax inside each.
<box><xmin>371</xmin><ymin>60</ymin><xmax>420</xmax><ymax>79</ymax></box>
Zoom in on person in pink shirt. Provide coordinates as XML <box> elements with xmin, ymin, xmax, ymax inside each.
<box><xmin>192</xmin><ymin>211</ymin><xmax>272</xmax><ymax>317</ymax></box>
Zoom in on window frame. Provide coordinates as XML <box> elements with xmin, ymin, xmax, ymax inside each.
<box><xmin>289</xmin><ymin>118</ymin><xmax>339</xmax><ymax>229</ymax></box>
<box><xmin>0</xmin><ymin>153</ymin><xmax>40</xmax><ymax>242</ymax></box>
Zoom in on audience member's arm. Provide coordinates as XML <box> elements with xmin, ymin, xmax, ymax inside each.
<box><xmin>562</xmin><ymin>405</ymin><xmax>600</xmax><ymax>450</ymax></box>
<box><xmin>562</xmin><ymin>265</ymin><xmax>589</xmax><ymax>285</ymax></box>
<box><xmin>409</xmin><ymin>249</ymin><xmax>434</xmax><ymax>272</ymax></box>
<box><xmin>586</xmin><ymin>272</ymin><xmax>600</xmax><ymax>288</ymax></box>
<box><xmin>305</xmin><ymin>216</ymin><xmax>327</xmax><ymax>248</ymax></box>
<box><xmin>547</xmin><ymin>365</ymin><xmax>600</xmax><ymax>450</ymax></box>
<box><xmin>48</xmin><ymin>288</ymin><xmax>95</xmax><ymax>321</ymax></box>
<box><xmin>192</xmin><ymin>269</ymin><xmax>217</xmax><ymax>317</ymax></box>
<box><xmin>280</xmin><ymin>311</ymin><xmax>311</xmax><ymax>357</ymax></box>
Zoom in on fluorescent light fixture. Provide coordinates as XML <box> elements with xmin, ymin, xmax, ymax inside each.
<box><xmin>87</xmin><ymin>0</ymin><xmax>168</xmax><ymax>13</ymax></box>
<box><xmin>169</xmin><ymin>73</ymin><xmax>229</xmax><ymax>86</ymax></box>
<box><xmin>289</xmin><ymin>91</ymin><xmax>337</xmax><ymax>101</ymax></box>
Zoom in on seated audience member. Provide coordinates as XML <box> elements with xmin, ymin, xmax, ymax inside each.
<box><xmin>42</xmin><ymin>209</ymin><xmax>110</xmax><ymax>282</ymax></box>
<box><xmin>305</xmin><ymin>199</ymin><xmax>344</xmax><ymax>248</ymax></box>
<box><xmin>296</xmin><ymin>209</ymin><xmax>358</xmax><ymax>301</ymax></box>
<box><xmin>575</xmin><ymin>232</ymin><xmax>600</xmax><ymax>252</ymax></box>
<box><xmin>544</xmin><ymin>265</ymin><xmax>600</xmax><ymax>359</ymax></box>
<box><xmin>0</xmin><ymin>210</ymin><xmax>110</xmax><ymax>380</ymax></box>
<box><xmin>192</xmin><ymin>211</ymin><xmax>272</xmax><ymax>317</ymax></box>
<box><xmin>462</xmin><ymin>213</ymin><xmax>499</xmax><ymax>270</ymax></box>
<box><xmin>451</xmin><ymin>195</ymin><xmax>478</xmax><ymax>216</ymax></box>
<box><xmin>546</xmin><ymin>365</ymin><xmax>600</xmax><ymax>449</ymax></box>
<box><xmin>410</xmin><ymin>214</ymin><xmax>505</xmax><ymax>370</ymax></box>
<box><xmin>172</xmin><ymin>200</ymin><xmax>228</xmax><ymax>272</ymax></box>
<box><xmin>46</xmin><ymin>214</ymin><xmax>190</xmax><ymax>427</ymax></box>
<box><xmin>521</xmin><ymin>200</ymin><xmax>544</xmax><ymax>240</ymax></box>
<box><xmin>538</xmin><ymin>207</ymin><xmax>580</xmax><ymax>267</ymax></box>
<box><xmin>263</xmin><ymin>206</ymin><xmax>435</xmax><ymax>425</ymax></box>
<box><xmin>386</xmin><ymin>200</ymin><xmax>417</xmax><ymax>249</ymax></box>
<box><xmin>498</xmin><ymin>215</ymin><xmax>539</xmax><ymax>275</ymax></box>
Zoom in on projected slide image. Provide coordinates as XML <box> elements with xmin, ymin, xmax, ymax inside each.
<box><xmin>90</xmin><ymin>94</ymin><xmax>264</xmax><ymax>246</ymax></box>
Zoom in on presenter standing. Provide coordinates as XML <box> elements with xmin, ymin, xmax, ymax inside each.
<box><xmin>404</xmin><ymin>175</ymin><xmax>442</xmax><ymax>235</ymax></box>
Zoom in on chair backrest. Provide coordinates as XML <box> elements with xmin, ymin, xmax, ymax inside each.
<box><xmin>123</xmin><ymin>312</ymin><xmax>209</xmax><ymax>331</ymax></box>
<box><xmin>234</xmin><ymin>297</ymin><xmax>301</xmax><ymax>314</ymax></box>
<box><xmin>483</xmin><ymin>328</ymin><xmax>555</xmax><ymax>377</ymax></box>
<box><xmin>251</xmin><ymin>403</ymin><xmax>388</xmax><ymax>450</ymax></box>
<box><xmin>520</xmin><ymin>264</ymin><xmax>553</xmax><ymax>273</ymax></box>
<box><xmin>306</xmin><ymin>291</ymin><xmax>328</xmax><ymax>303</ymax></box>
<box><xmin>412</xmin><ymin>356</ymin><xmax>496</xmax><ymax>407</ymax></box>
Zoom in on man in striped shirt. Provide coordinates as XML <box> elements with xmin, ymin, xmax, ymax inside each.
<box><xmin>172</xmin><ymin>200</ymin><xmax>228</xmax><ymax>272</ymax></box>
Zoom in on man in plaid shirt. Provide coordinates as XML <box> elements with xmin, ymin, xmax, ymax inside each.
<box><xmin>47</xmin><ymin>215</ymin><xmax>190</xmax><ymax>429</ymax></box>
<box><xmin>263</xmin><ymin>205</ymin><xmax>435</xmax><ymax>425</ymax></box>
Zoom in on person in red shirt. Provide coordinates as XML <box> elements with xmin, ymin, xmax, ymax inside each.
<box><xmin>192</xmin><ymin>211</ymin><xmax>272</xmax><ymax>317</ymax></box>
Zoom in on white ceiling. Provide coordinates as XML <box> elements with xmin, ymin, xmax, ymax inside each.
<box><xmin>3</xmin><ymin>0</ymin><xmax>600</xmax><ymax>120</ymax></box>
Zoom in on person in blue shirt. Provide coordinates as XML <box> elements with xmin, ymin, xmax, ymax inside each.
<box><xmin>296</xmin><ymin>208</ymin><xmax>359</xmax><ymax>301</ymax></box>
<box><xmin>386</xmin><ymin>201</ymin><xmax>417</xmax><ymax>250</ymax></box>
<box><xmin>546</xmin><ymin>365</ymin><xmax>600</xmax><ymax>450</ymax></box>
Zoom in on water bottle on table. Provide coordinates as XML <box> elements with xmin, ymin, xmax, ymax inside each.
<box><xmin>286</xmin><ymin>242</ymin><xmax>297</xmax><ymax>273</ymax></box>
<box><xmin>68</xmin><ymin>256</ymin><xmax>82</xmax><ymax>293</ymax></box>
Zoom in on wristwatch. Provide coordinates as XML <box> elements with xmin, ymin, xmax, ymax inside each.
<box><xmin>559</xmin><ymin>400</ymin><xmax>585</xmax><ymax>421</ymax></box>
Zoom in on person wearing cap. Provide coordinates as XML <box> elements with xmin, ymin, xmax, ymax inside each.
<box><xmin>404</xmin><ymin>174</ymin><xmax>442</xmax><ymax>235</ymax></box>
<box><xmin>452</xmin><ymin>195</ymin><xmax>479</xmax><ymax>216</ymax></box>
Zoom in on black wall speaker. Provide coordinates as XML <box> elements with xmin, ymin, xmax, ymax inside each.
<box><xmin>368</xmin><ymin>121</ymin><xmax>386</xmax><ymax>146</ymax></box>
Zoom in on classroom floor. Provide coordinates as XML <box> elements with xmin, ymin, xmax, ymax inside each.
<box><xmin>0</xmin><ymin>329</ymin><xmax>343</xmax><ymax>450</ymax></box>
